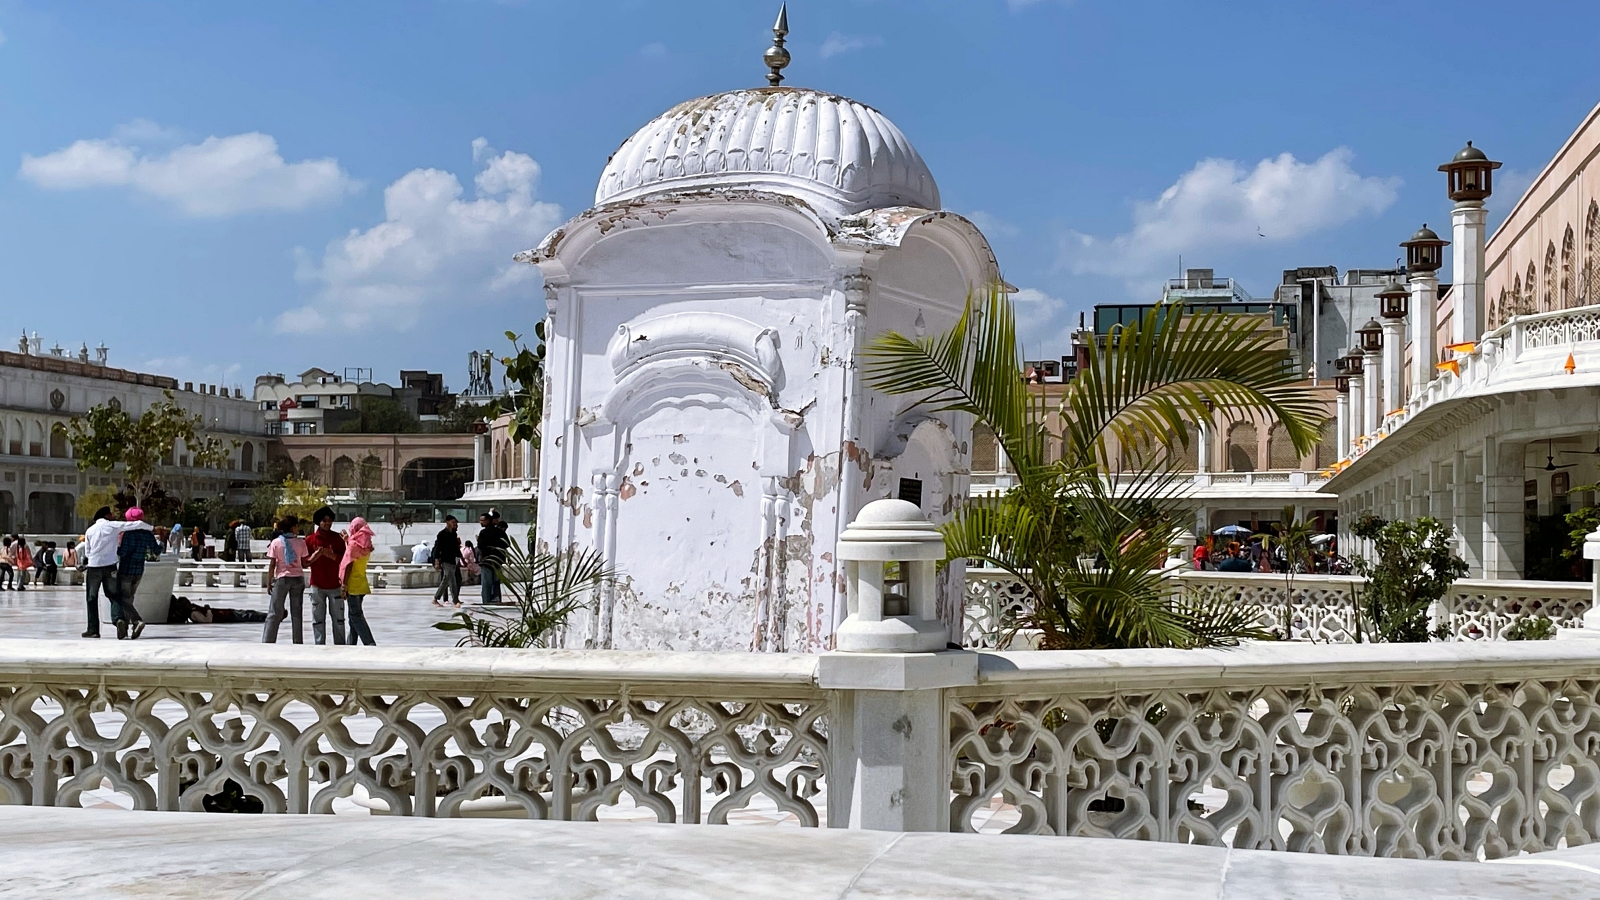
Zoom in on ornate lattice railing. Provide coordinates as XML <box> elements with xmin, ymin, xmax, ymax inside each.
<box><xmin>962</xmin><ymin>569</ymin><xmax>1592</xmax><ymax>646</ymax></box>
<box><xmin>0</xmin><ymin>641</ymin><xmax>828</xmax><ymax>825</ymax></box>
<box><xmin>949</xmin><ymin>643</ymin><xmax>1600</xmax><ymax>858</ymax></box>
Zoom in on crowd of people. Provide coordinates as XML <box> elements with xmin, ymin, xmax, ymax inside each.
<box><xmin>1190</xmin><ymin>533</ymin><xmax>1347</xmax><ymax>574</ymax></box>
<box><xmin>0</xmin><ymin>533</ymin><xmax>74</xmax><ymax>589</ymax></box>
<box><xmin>46</xmin><ymin>506</ymin><xmax>516</xmax><ymax>643</ymax></box>
<box><xmin>260</xmin><ymin>506</ymin><xmax>377</xmax><ymax>646</ymax></box>
<box><xmin>421</xmin><ymin>511</ymin><xmax>509</xmax><ymax>607</ymax></box>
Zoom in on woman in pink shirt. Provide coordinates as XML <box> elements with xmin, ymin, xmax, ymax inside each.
<box><xmin>262</xmin><ymin>516</ymin><xmax>310</xmax><ymax>643</ymax></box>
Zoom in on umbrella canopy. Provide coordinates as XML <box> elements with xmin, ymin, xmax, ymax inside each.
<box><xmin>1310</xmin><ymin>534</ymin><xmax>1336</xmax><ymax>545</ymax></box>
<box><xmin>1213</xmin><ymin>525</ymin><xmax>1253</xmax><ymax>537</ymax></box>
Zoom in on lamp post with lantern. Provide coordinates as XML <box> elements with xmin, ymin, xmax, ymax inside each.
<box><xmin>1357</xmin><ymin>320</ymin><xmax>1384</xmax><ymax>438</ymax></box>
<box><xmin>1342</xmin><ymin>351</ymin><xmax>1366</xmax><ymax>449</ymax></box>
<box><xmin>1401</xmin><ymin>224</ymin><xmax>1449</xmax><ymax>393</ymax></box>
<box><xmin>1439</xmin><ymin>142</ymin><xmax>1501</xmax><ymax>345</ymax></box>
<box><xmin>1333</xmin><ymin>358</ymin><xmax>1352</xmax><ymax>459</ymax></box>
<box><xmin>1377</xmin><ymin>279</ymin><xmax>1409</xmax><ymax>414</ymax></box>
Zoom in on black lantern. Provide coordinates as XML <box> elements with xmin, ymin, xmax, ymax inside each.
<box><xmin>1401</xmin><ymin>224</ymin><xmax>1448</xmax><ymax>273</ymax></box>
<box><xmin>1358</xmin><ymin>318</ymin><xmax>1383</xmax><ymax>353</ymax></box>
<box><xmin>1438</xmin><ymin>141</ymin><xmax>1501</xmax><ymax>203</ymax></box>
<box><xmin>1334</xmin><ymin>354</ymin><xmax>1352</xmax><ymax>375</ymax></box>
<box><xmin>1377</xmin><ymin>280</ymin><xmax>1409</xmax><ymax>319</ymax></box>
<box><xmin>1334</xmin><ymin>374</ymin><xmax>1350</xmax><ymax>393</ymax></box>
<box><xmin>1342</xmin><ymin>351</ymin><xmax>1364</xmax><ymax>375</ymax></box>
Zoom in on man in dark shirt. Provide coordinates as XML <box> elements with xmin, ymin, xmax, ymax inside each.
<box><xmin>114</xmin><ymin>507</ymin><xmax>163</xmax><ymax>641</ymax></box>
<box><xmin>431</xmin><ymin>516</ymin><xmax>462</xmax><ymax>607</ymax></box>
<box><xmin>476</xmin><ymin>512</ymin><xmax>508</xmax><ymax>604</ymax></box>
<box><xmin>304</xmin><ymin>506</ymin><xmax>347</xmax><ymax>645</ymax></box>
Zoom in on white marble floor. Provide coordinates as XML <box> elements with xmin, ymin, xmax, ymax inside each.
<box><xmin>0</xmin><ymin>582</ymin><xmax>472</xmax><ymax>646</ymax></box>
<box><xmin>6</xmin><ymin>805</ymin><xmax>1599</xmax><ymax>900</ymax></box>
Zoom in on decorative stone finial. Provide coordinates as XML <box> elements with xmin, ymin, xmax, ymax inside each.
<box><xmin>764</xmin><ymin>3</ymin><xmax>790</xmax><ymax>87</ymax></box>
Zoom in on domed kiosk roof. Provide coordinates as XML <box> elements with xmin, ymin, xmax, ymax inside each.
<box><xmin>595</xmin><ymin>87</ymin><xmax>941</xmax><ymax>217</ymax></box>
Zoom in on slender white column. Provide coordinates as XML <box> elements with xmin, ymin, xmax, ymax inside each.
<box><xmin>1410</xmin><ymin>273</ymin><xmax>1440</xmax><ymax>393</ymax></box>
<box><xmin>1348</xmin><ymin>374</ymin><xmax>1365</xmax><ymax>446</ymax></box>
<box><xmin>1452</xmin><ymin>203</ymin><xmax>1488</xmax><ymax>344</ymax></box>
<box><xmin>1335</xmin><ymin>392</ymin><xmax>1349</xmax><ymax>459</ymax></box>
<box><xmin>472</xmin><ymin>433</ymin><xmax>486</xmax><ymax>482</ymax></box>
<box><xmin>1382</xmin><ymin>320</ymin><xmax>1407</xmax><ymax>412</ymax></box>
<box><xmin>1196</xmin><ymin>418</ymin><xmax>1211</xmax><ymax>474</ymax></box>
<box><xmin>1363</xmin><ymin>349</ymin><xmax>1383</xmax><ymax>436</ymax></box>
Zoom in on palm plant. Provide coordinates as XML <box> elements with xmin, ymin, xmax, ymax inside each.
<box><xmin>863</xmin><ymin>286</ymin><xmax>1324</xmax><ymax>649</ymax></box>
<box><xmin>435</xmin><ymin>543</ymin><xmax>616</xmax><ymax>648</ymax></box>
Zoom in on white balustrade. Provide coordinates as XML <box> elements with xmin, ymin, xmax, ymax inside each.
<box><xmin>961</xmin><ymin>569</ymin><xmax>1592</xmax><ymax>647</ymax></box>
<box><xmin>7</xmin><ymin>637</ymin><xmax>1600</xmax><ymax>862</ymax></box>
<box><xmin>0</xmin><ymin>641</ymin><xmax>827</xmax><ymax>824</ymax></box>
<box><xmin>1355</xmin><ymin>303</ymin><xmax>1600</xmax><ymax>461</ymax></box>
<box><xmin>948</xmin><ymin>642</ymin><xmax>1600</xmax><ymax>858</ymax></box>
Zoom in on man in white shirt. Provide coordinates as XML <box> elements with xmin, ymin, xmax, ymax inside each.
<box><xmin>82</xmin><ymin>506</ymin><xmax>156</xmax><ymax>639</ymax></box>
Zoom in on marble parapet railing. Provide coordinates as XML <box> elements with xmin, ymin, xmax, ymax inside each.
<box><xmin>962</xmin><ymin>569</ymin><xmax>1592</xmax><ymax>647</ymax></box>
<box><xmin>460</xmin><ymin>478</ymin><xmax>537</xmax><ymax>501</ymax></box>
<box><xmin>0</xmin><ymin>641</ymin><xmax>827</xmax><ymax>825</ymax></box>
<box><xmin>949</xmin><ymin>642</ymin><xmax>1600</xmax><ymax>859</ymax></box>
<box><xmin>11</xmin><ymin>639</ymin><xmax>1600</xmax><ymax>862</ymax></box>
<box><xmin>1354</xmin><ymin>303</ymin><xmax>1600</xmax><ymax>461</ymax></box>
<box><xmin>176</xmin><ymin>560</ymin><xmax>442</xmax><ymax>590</ymax></box>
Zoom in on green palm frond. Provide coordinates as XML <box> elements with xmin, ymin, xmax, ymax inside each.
<box><xmin>1065</xmin><ymin>307</ymin><xmax>1325</xmax><ymax>470</ymax></box>
<box><xmin>863</xmin><ymin>287</ymin><xmax>1325</xmax><ymax>651</ymax></box>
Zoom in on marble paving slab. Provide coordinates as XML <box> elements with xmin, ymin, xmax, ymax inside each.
<box><xmin>1</xmin><ymin>805</ymin><xmax>1596</xmax><ymax>899</ymax></box>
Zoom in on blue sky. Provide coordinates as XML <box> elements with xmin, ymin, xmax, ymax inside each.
<box><xmin>2</xmin><ymin>0</ymin><xmax>1597</xmax><ymax>391</ymax></box>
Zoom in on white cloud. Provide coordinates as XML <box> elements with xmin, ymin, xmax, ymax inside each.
<box><xmin>819</xmin><ymin>32</ymin><xmax>882</xmax><ymax>59</ymax></box>
<box><xmin>966</xmin><ymin>210</ymin><xmax>1020</xmax><ymax>239</ymax></box>
<box><xmin>1011</xmin><ymin>287</ymin><xmax>1079</xmax><ymax>354</ymax></box>
<box><xmin>1061</xmin><ymin>148</ymin><xmax>1399</xmax><ymax>289</ymax></box>
<box><xmin>19</xmin><ymin>125</ymin><xmax>358</xmax><ymax>217</ymax></box>
<box><xmin>279</xmin><ymin>140</ymin><xmax>563</xmax><ymax>334</ymax></box>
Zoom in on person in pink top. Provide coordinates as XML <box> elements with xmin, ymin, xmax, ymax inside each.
<box><xmin>262</xmin><ymin>516</ymin><xmax>310</xmax><ymax>643</ymax></box>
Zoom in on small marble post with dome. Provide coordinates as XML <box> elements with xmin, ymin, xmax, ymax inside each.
<box><xmin>834</xmin><ymin>499</ymin><xmax>951</xmax><ymax>653</ymax></box>
<box><xmin>518</xmin><ymin>9</ymin><xmax>1000</xmax><ymax>654</ymax></box>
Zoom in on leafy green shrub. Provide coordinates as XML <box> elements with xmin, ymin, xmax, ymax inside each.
<box><xmin>1350</xmin><ymin>514</ymin><xmax>1468</xmax><ymax>643</ymax></box>
<box><xmin>1504</xmin><ymin>616</ymin><xmax>1557</xmax><ymax>641</ymax></box>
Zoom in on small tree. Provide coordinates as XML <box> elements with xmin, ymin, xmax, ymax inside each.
<box><xmin>480</xmin><ymin>327</ymin><xmax>546</xmax><ymax>449</ymax></box>
<box><xmin>1256</xmin><ymin>505</ymin><xmax>1316</xmax><ymax>637</ymax></box>
<box><xmin>61</xmin><ymin>391</ymin><xmax>232</xmax><ymax>504</ymax></box>
<box><xmin>75</xmin><ymin>485</ymin><xmax>118</xmax><ymax>522</ymax></box>
<box><xmin>387</xmin><ymin>509</ymin><xmax>415</xmax><ymax>547</ymax></box>
<box><xmin>274</xmin><ymin>477</ymin><xmax>327</xmax><ymax>523</ymax></box>
<box><xmin>248</xmin><ymin>481</ymin><xmax>284</xmax><ymax>526</ymax></box>
<box><xmin>1350</xmin><ymin>514</ymin><xmax>1469</xmax><ymax>643</ymax></box>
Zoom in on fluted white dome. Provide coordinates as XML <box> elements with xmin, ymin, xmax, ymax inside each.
<box><xmin>596</xmin><ymin>88</ymin><xmax>940</xmax><ymax>217</ymax></box>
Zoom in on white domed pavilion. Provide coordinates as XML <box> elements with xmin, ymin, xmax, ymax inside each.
<box><xmin>518</xmin><ymin>23</ymin><xmax>1000</xmax><ymax>653</ymax></box>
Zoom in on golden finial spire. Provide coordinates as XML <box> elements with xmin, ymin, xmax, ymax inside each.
<box><xmin>764</xmin><ymin>3</ymin><xmax>791</xmax><ymax>86</ymax></box>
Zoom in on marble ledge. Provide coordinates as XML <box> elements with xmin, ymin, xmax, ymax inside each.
<box><xmin>0</xmin><ymin>806</ymin><xmax>1594</xmax><ymax>899</ymax></box>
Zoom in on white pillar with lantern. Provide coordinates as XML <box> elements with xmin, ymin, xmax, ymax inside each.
<box><xmin>1377</xmin><ymin>280</ymin><xmax>1408</xmax><ymax>413</ymax></box>
<box><xmin>1334</xmin><ymin>376</ymin><xmax>1350</xmax><ymax>459</ymax></box>
<box><xmin>1439</xmin><ymin>142</ymin><xmax>1500</xmax><ymax>344</ymax></box>
<box><xmin>1402</xmin><ymin>224</ymin><xmax>1448</xmax><ymax>391</ymax></box>
<box><xmin>1357</xmin><ymin>319</ymin><xmax>1384</xmax><ymax>437</ymax></box>
<box><xmin>1345</xmin><ymin>353</ymin><xmax>1365</xmax><ymax>447</ymax></box>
